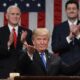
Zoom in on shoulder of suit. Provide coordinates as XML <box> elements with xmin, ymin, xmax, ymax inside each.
<box><xmin>0</xmin><ymin>25</ymin><xmax>8</xmax><ymax>31</ymax></box>
<box><xmin>19</xmin><ymin>26</ymin><xmax>32</xmax><ymax>32</ymax></box>
<box><xmin>54</xmin><ymin>21</ymin><xmax>68</xmax><ymax>29</ymax></box>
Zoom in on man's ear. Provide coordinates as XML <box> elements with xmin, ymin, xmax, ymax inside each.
<box><xmin>32</xmin><ymin>40</ymin><xmax>34</xmax><ymax>45</ymax></box>
<box><xmin>5</xmin><ymin>13</ymin><xmax>8</xmax><ymax>20</ymax></box>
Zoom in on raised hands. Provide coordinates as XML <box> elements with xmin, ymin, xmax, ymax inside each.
<box><xmin>23</xmin><ymin>41</ymin><xmax>35</xmax><ymax>55</ymax></box>
<box><xmin>7</xmin><ymin>31</ymin><xmax>14</xmax><ymax>47</ymax></box>
<box><xmin>21</xmin><ymin>31</ymin><xmax>27</xmax><ymax>43</ymax></box>
<box><xmin>69</xmin><ymin>24</ymin><xmax>80</xmax><ymax>39</ymax></box>
<box><xmin>21</xmin><ymin>31</ymin><xmax>35</xmax><ymax>54</ymax></box>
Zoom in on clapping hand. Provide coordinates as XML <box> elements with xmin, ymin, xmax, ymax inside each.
<box><xmin>7</xmin><ymin>32</ymin><xmax>14</xmax><ymax>47</ymax></box>
<box><xmin>69</xmin><ymin>24</ymin><xmax>80</xmax><ymax>39</ymax></box>
<box><xmin>21</xmin><ymin>31</ymin><xmax>27</xmax><ymax>43</ymax></box>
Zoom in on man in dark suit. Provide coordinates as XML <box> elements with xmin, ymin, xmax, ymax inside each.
<box><xmin>16</xmin><ymin>28</ymin><xmax>61</xmax><ymax>76</ymax></box>
<box><xmin>0</xmin><ymin>5</ymin><xmax>32</xmax><ymax>78</ymax></box>
<box><xmin>51</xmin><ymin>0</ymin><xmax>80</xmax><ymax>75</ymax></box>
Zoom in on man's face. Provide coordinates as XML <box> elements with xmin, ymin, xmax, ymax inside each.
<box><xmin>6</xmin><ymin>7</ymin><xmax>21</xmax><ymax>26</ymax></box>
<box><xmin>65</xmin><ymin>3</ymin><xmax>79</xmax><ymax>19</ymax></box>
<box><xmin>33</xmin><ymin>35</ymin><xmax>49</xmax><ymax>52</ymax></box>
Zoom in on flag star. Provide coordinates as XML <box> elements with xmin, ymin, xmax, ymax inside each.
<box><xmin>3</xmin><ymin>3</ymin><xmax>7</xmax><ymax>7</ymax></box>
<box><xmin>20</xmin><ymin>0</ymin><xmax>24</xmax><ymax>2</ymax></box>
<box><xmin>14</xmin><ymin>3</ymin><xmax>18</xmax><ymax>6</ymax></box>
<box><xmin>32</xmin><ymin>0</ymin><xmax>35</xmax><ymax>1</ymax></box>
<box><xmin>26</xmin><ymin>3</ymin><xmax>30</xmax><ymax>7</ymax></box>
<box><xmin>37</xmin><ymin>3</ymin><xmax>41</xmax><ymax>7</ymax></box>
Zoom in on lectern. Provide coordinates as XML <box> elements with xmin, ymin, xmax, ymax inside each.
<box><xmin>14</xmin><ymin>76</ymin><xmax>80</xmax><ymax>80</ymax></box>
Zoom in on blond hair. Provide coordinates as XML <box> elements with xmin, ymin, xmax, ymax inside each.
<box><xmin>32</xmin><ymin>28</ymin><xmax>50</xmax><ymax>39</ymax></box>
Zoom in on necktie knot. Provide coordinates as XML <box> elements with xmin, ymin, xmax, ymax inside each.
<box><xmin>12</xmin><ymin>28</ymin><xmax>15</xmax><ymax>31</ymax></box>
<box><xmin>40</xmin><ymin>52</ymin><xmax>45</xmax><ymax>56</ymax></box>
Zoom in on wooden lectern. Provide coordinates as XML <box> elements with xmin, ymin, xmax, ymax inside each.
<box><xmin>14</xmin><ymin>76</ymin><xmax>80</xmax><ymax>80</ymax></box>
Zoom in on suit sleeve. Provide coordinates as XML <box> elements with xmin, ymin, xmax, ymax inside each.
<box><xmin>26</xmin><ymin>29</ymin><xmax>33</xmax><ymax>45</ymax></box>
<box><xmin>0</xmin><ymin>27</ymin><xmax>14</xmax><ymax>58</ymax></box>
<box><xmin>51</xmin><ymin>25</ymin><xmax>72</xmax><ymax>54</ymax></box>
<box><xmin>15</xmin><ymin>50</ymin><xmax>34</xmax><ymax>76</ymax></box>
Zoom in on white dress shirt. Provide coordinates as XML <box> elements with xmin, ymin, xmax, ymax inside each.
<box><xmin>8</xmin><ymin>24</ymin><xmax>18</xmax><ymax>36</ymax></box>
<box><xmin>66</xmin><ymin>19</ymin><xmax>80</xmax><ymax>43</ymax></box>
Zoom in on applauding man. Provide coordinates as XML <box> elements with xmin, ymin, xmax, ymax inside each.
<box><xmin>0</xmin><ymin>5</ymin><xmax>32</xmax><ymax>78</ymax></box>
<box><xmin>51</xmin><ymin>0</ymin><xmax>80</xmax><ymax>75</ymax></box>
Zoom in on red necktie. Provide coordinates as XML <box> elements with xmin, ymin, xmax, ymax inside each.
<box><xmin>12</xmin><ymin>28</ymin><xmax>17</xmax><ymax>48</ymax></box>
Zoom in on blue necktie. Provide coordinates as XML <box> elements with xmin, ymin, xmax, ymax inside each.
<box><xmin>40</xmin><ymin>53</ymin><xmax>46</xmax><ymax>68</ymax></box>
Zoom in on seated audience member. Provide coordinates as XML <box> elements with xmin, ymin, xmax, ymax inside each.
<box><xmin>16</xmin><ymin>28</ymin><xmax>61</xmax><ymax>76</ymax></box>
<box><xmin>0</xmin><ymin>5</ymin><xmax>32</xmax><ymax>78</ymax></box>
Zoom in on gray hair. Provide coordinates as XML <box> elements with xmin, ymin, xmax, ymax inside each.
<box><xmin>6</xmin><ymin>5</ymin><xmax>21</xmax><ymax>13</ymax></box>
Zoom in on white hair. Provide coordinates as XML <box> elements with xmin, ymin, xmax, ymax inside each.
<box><xmin>6</xmin><ymin>5</ymin><xmax>21</xmax><ymax>13</ymax></box>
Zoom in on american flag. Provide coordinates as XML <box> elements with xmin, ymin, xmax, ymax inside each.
<box><xmin>0</xmin><ymin>0</ymin><xmax>69</xmax><ymax>31</ymax></box>
<box><xmin>0</xmin><ymin>0</ymin><xmax>79</xmax><ymax>52</ymax></box>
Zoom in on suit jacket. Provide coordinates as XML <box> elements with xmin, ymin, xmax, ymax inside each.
<box><xmin>51</xmin><ymin>20</ymin><xmax>80</xmax><ymax>75</ymax></box>
<box><xmin>0</xmin><ymin>25</ymin><xmax>32</xmax><ymax>78</ymax></box>
<box><xmin>16</xmin><ymin>50</ymin><xmax>61</xmax><ymax>76</ymax></box>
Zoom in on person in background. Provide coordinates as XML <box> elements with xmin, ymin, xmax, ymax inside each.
<box><xmin>0</xmin><ymin>5</ymin><xmax>32</xmax><ymax>78</ymax></box>
<box><xmin>51</xmin><ymin>0</ymin><xmax>80</xmax><ymax>75</ymax></box>
<box><xmin>16</xmin><ymin>28</ymin><xmax>61</xmax><ymax>76</ymax></box>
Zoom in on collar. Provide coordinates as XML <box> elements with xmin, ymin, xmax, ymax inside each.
<box><xmin>8</xmin><ymin>24</ymin><xmax>18</xmax><ymax>35</ymax></box>
<box><xmin>39</xmin><ymin>52</ymin><xmax>45</xmax><ymax>55</ymax></box>
<box><xmin>68</xmin><ymin>19</ymin><xmax>78</xmax><ymax>26</ymax></box>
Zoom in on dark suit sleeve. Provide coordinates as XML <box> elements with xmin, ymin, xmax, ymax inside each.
<box><xmin>15</xmin><ymin>50</ymin><xmax>34</xmax><ymax>76</ymax></box>
<box><xmin>48</xmin><ymin>53</ymin><xmax>61</xmax><ymax>76</ymax></box>
<box><xmin>26</xmin><ymin>29</ymin><xmax>33</xmax><ymax>45</ymax></box>
<box><xmin>51</xmin><ymin>25</ymin><xmax>71</xmax><ymax>54</ymax></box>
<box><xmin>0</xmin><ymin>27</ymin><xmax>11</xmax><ymax>58</ymax></box>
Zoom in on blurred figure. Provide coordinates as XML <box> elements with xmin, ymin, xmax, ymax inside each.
<box><xmin>0</xmin><ymin>5</ymin><xmax>32</xmax><ymax>78</ymax></box>
<box><xmin>51</xmin><ymin>0</ymin><xmax>80</xmax><ymax>75</ymax></box>
<box><xmin>16</xmin><ymin>28</ymin><xmax>61</xmax><ymax>76</ymax></box>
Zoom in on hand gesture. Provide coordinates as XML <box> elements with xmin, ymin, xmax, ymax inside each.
<box><xmin>7</xmin><ymin>32</ymin><xmax>14</xmax><ymax>47</ymax></box>
<box><xmin>69</xmin><ymin>24</ymin><xmax>80</xmax><ymax>39</ymax></box>
<box><xmin>23</xmin><ymin>41</ymin><xmax>35</xmax><ymax>55</ymax></box>
<box><xmin>71</xmin><ymin>25</ymin><xmax>80</xmax><ymax>36</ymax></box>
<box><xmin>21</xmin><ymin>31</ymin><xmax>27</xmax><ymax>43</ymax></box>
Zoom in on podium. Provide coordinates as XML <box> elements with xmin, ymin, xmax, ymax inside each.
<box><xmin>14</xmin><ymin>76</ymin><xmax>80</xmax><ymax>80</ymax></box>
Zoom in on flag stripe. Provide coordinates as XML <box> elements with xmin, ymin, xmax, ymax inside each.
<box><xmin>45</xmin><ymin>0</ymin><xmax>54</xmax><ymax>53</ymax></box>
<box><xmin>0</xmin><ymin>12</ymin><xmax>4</xmax><ymax>27</ymax></box>
<box><xmin>4</xmin><ymin>13</ymin><xmax>8</xmax><ymax>26</ymax></box>
<box><xmin>38</xmin><ymin>11</ymin><xmax>45</xmax><ymax>28</ymax></box>
<box><xmin>46</xmin><ymin>0</ymin><xmax>54</xmax><ymax>33</ymax></box>
<box><xmin>29</xmin><ymin>12</ymin><xmax>37</xmax><ymax>30</ymax></box>
<box><xmin>21</xmin><ymin>12</ymin><xmax>29</xmax><ymax>29</ymax></box>
<box><xmin>54</xmin><ymin>0</ymin><xmax>62</xmax><ymax>26</ymax></box>
<box><xmin>62</xmin><ymin>0</ymin><xmax>67</xmax><ymax>22</ymax></box>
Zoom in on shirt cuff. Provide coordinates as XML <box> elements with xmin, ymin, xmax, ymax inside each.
<box><xmin>66</xmin><ymin>36</ymin><xmax>72</xmax><ymax>43</ymax></box>
<box><xmin>76</xmin><ymin>34</ymin><xmax>80</xmax><ymax>39</ymax></box>
<box><xmin>27</xmin><ymin>51</ymin><xmax>33</xmax><ymax>60</ymax></box>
